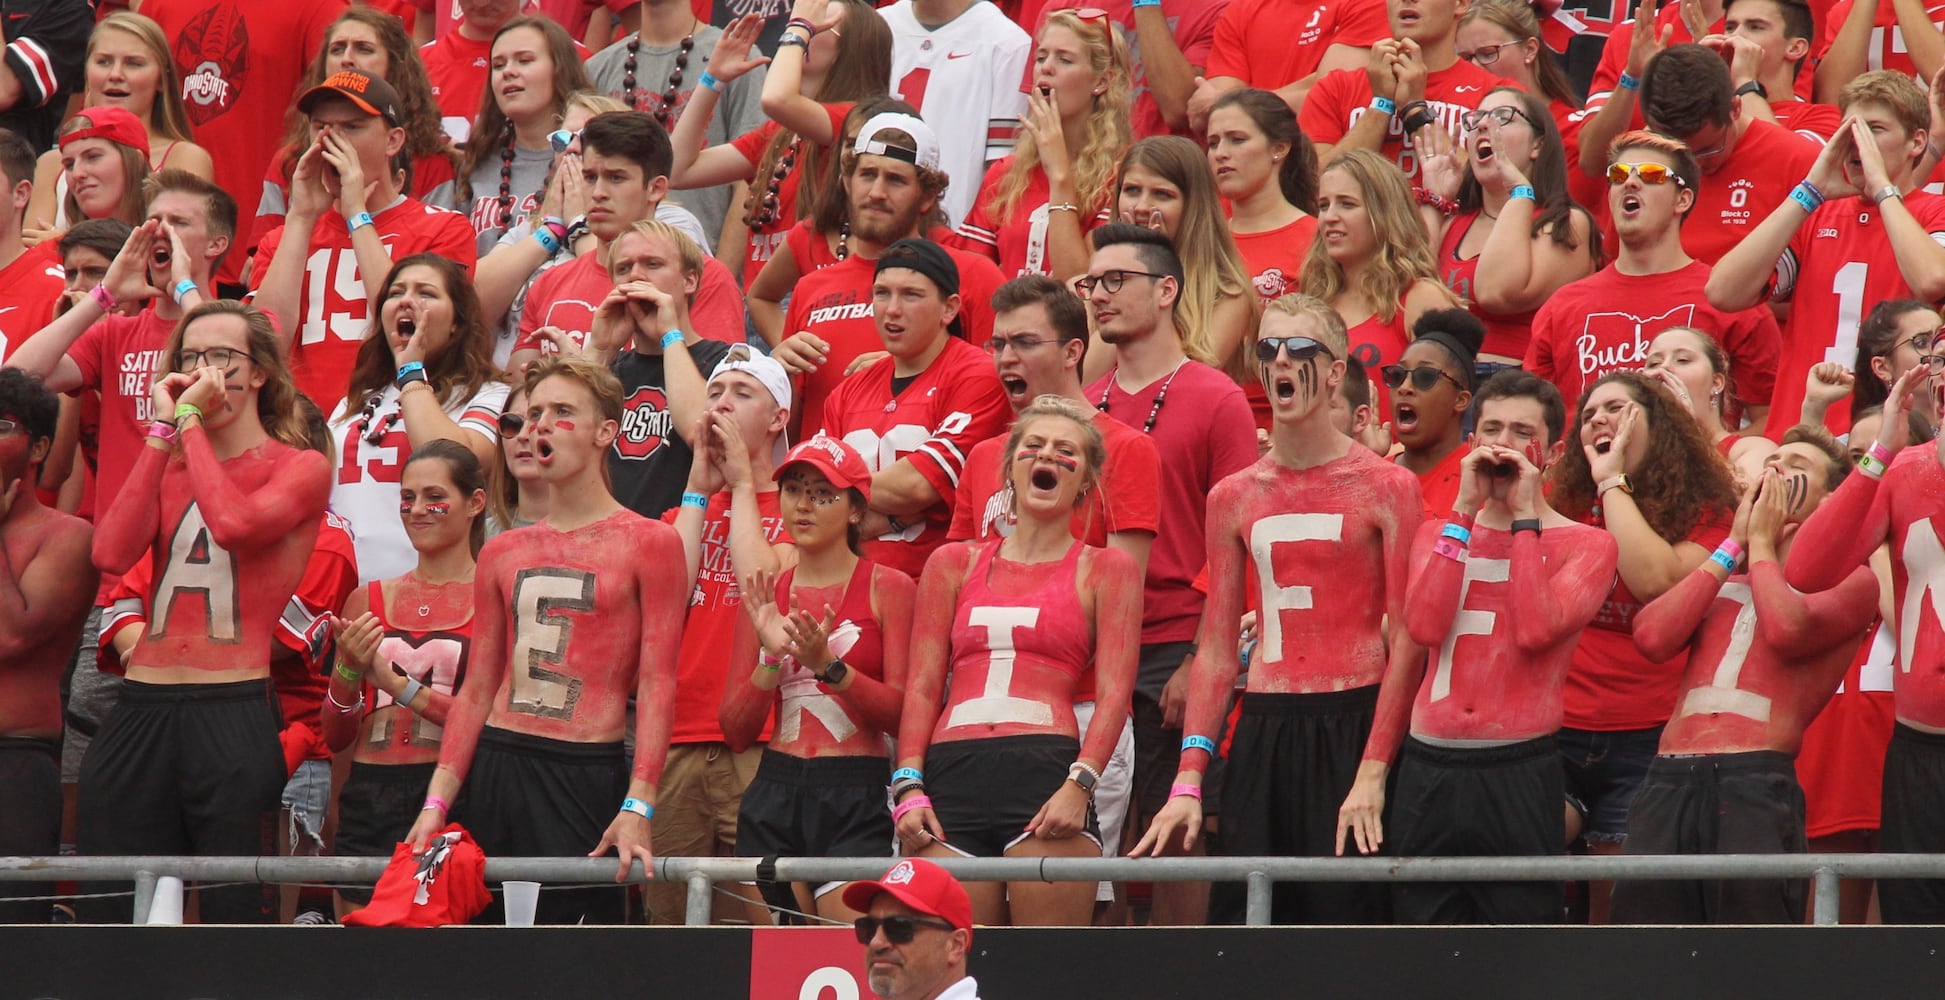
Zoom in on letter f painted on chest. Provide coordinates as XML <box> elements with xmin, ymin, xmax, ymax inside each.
<box><xmin>1249</xmin><ymin>513</ymin><xmax>1344</xmax><ymax>665</ymax></box>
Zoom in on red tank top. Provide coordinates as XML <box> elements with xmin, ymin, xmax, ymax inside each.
<box><xmin>770</xmin><ymin>558</ymin><xmax>897</xmax><ymax>755</ymax></box>
<box><xmin>1716</xmin><ymin>433</ymin><xmax>1741</xmax><ymax>458</ymax></box>
<box><xmin>362</xmin><ymin>579</ymin><xmax>474</xmax><ymax>759</ymax></box>
<box><xmin>1348</xmin><ymin>309</ymin><xmax>1410</xmax><ymax>415</ymax></box>
<box><xmin>939</xmin><ymin>539</ymin><xmax>1092</xmax><ymax>740</ymax></box>
<box><xmin>1437</xmin><ymin>211</ymin><xmax>1539</xmax><ymax>360</ymax></box>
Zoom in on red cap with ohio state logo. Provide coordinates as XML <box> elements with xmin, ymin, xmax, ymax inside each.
<box><xmin>775</xmin><ymin>434</ymin><xmax>873</xmax><ymax>504</ymax></box>
<box><xmin>841</xmin><ymin>858</ymin><xmax>973</xmax><ymax>936</ymax></box>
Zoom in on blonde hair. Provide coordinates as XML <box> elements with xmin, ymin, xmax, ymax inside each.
<box><xmin>990</xmin><ymin>11</ymin><xmax>1132</xmax><ymax>223</ymax></box>
<box><xmin>1840</xmin><ymin>70</ymin><xmax>1930</xmax><ymax>136</ymax></box>
<box><xmin>608</xmin><ymin>218</ymin><xmax>704</xmax><ymax>284</ymax></box>
<box><xmin>1114</xmin><ymin>136</ymin><xmax>1259</xmax><ymax>370</ymax></box>
<box><xmin>1001</xmin><ymin>394</ymin><xmax>1106</xmax><ymax>499</ymax></box>
<box><xmin>91</xmin><ymin>13</ymin><xmax>195</xmax><ymax>143</ymax></box>
<box><xmin>1262</xmin><ymin>293</ymin><xmax>1349</xmax><ymax>359</ymax></box>
<box><xmin>1299</xmin><ymin>150</ymin><xmax>1451</xmax><ymax>325</ymax></box>
<box><xmin>522</xmin><ymin>354</ymin><xmax>625</xmax><ymax>426</ymax></box>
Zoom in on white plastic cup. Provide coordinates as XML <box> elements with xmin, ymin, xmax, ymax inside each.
<box><xmin>148</xmin><ymin>875</ymin><xmax>185</xmax><ymax>925</ymax></box>
<box><xmin>503</xmin><ymin>880</ymin><xmax>540</xmax><ymax>927</ymax></box>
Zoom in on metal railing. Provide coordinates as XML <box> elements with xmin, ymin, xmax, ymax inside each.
<box><xmin>6</xmin><ymin>853</ymin><xmax>1944</xmax><ymax>926</ymax></box>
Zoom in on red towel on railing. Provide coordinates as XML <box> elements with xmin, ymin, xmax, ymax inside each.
<box><xmin>343</xmin><ymin>825</ymin><xmax>491</xmax><ymax>927</ymax></box>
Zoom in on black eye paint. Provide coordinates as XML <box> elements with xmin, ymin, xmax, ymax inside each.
<box><xmin>1296</xmin><ymin>355</ymin><xmax>1316</xmax><ymax>404</ymax></box>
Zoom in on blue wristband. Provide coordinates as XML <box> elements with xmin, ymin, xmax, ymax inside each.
<box><xmin>1509</xmin><ymin>185</ymin><xmax>1536</xmax><ymax>203</ymax></box>
<box><xmin>1440</xmin><ymin>522</ymin><xmax>1472</xmax><ymax>545</ymax></box>
<box><xmin>1181</xmin><ymin>735</ymin><xmax>1218</xmax><ymax>755</ymax></box>
<box><xmin>1708</xmin><ymin>549</ymin><xmax>1738</xmax><ymax>573</ymax></box>
<box><xmin>698</xmin><ymin>70</ymin><xmax>723</xmax><ymax>93</ymax></box>
<box><xmin>620</xmin><ymin>797</ymin><xmax>654</xmax><ymax>820</ymax></box>
<box><xmin>1789</xmin><ymin>182</ymin><xmax>1823</xmax><ymax>214</ymax></box>
<box><xmin>1370</xmin><ymin>96</ymin><xmax>1397</xmax><ymax>115</ymax></box>
<box><xmin>1132</xmin><ymin>0</ymin><xmax>1162</xmax><ymax>7</ymax></box>
<box><xmin>347</xmin><ymin>211</ymin><xmax>375</xmax><ymax>234</ymax></box>
<box><xmin>396</xmin><ymin>360</ymin><xmax>427</xmax><ymax>380</ymax></box>
<box><xmin>171</xmin><ymin>278</ymin><xmax>199</xmax><ymax>305</ymax></box>
<box><xmin>532</xmin><ymin>226</ymin><xmax>562</xmax><ymax>255</ymax></box>
<box><xmin>1618</xmin><ymin>71</ymin><xmax>1641</xmax><ymax>91</ymax></box>
<box><xmin>680</xmin><ymin>490</ymin><xmax>710</xmax><ymax>510</ymax></box>
<box><xmin>891</xmin><ymin>767</ymin><xmax>925</xmax><ymax>784</ymax></box>
<box><xmin>660</xmin><ymin>328</ymin><xmax>686</xmax><ymax>351</ymax></box>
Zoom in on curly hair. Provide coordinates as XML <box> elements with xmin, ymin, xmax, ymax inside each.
<box><xmin>990</xmin><ymin>10</ymin><xmax>1132</xmax><ymax>223</ymax></box>
<box><xmin>1300</xmin><ymin>149</ymin><xmax>1453</xmax><ymax>324</ymax></box>
<box><xmin>278</xmin><ymin>6</ymin><xmax>456</xmax><ymax>191</ymax></box>
<box><xmin>1548</xmin><ymin>370</ymin><xmax>1739</xmax><ymax>539</ymax></box>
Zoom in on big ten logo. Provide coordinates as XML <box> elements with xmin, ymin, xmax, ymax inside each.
<box><xmin>749</xmin><ymin>926</ymin><xmax>869</xmax><ymax>1000</ymax></box>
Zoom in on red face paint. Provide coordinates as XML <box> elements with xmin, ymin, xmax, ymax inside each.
<box><xmin>553</xmin><ymin>420</ymin><xmax>576</xmax><ymax>432</ymax></box>
<box><xmin>398</xmin><ymin>501</ymin><xmax>413</xmax><ymax>515</ymax></box>
<box><xmin>1523</xmin><ymin>440</ymin><xmax>1546</xmax><ymax>470</ymax></box>
<box><xmin>1047</xmin><ymin>454</ymin><xmax>1079</xmax><ymax>472</ymax></box>
<box><xmin>426</xmin><ymin>502</ymin><xmax>452</xmax><ymax>516</ymax></box>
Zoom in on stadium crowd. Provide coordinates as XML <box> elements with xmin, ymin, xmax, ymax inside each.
<box><xmin>2</xmin><ymin>0</ymin><xmax>1944</xmax><ymax>934</ymax></box>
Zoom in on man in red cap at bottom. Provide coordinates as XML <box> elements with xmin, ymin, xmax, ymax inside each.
<box><xmin>842</xmin><ymin>859</ymin><xmax>982</xmax><ymax>1000</ymax></box>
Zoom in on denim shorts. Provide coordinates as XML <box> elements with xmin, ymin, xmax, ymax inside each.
<box><xmin>280</xmin><ymin>757</ymin><xmax>332</xmax><ymax>851</ymax></box>
<box><xmin>1557</xmin><ymin>725</ymin><xmax>1664</xmax><ymax>844</ymax></box>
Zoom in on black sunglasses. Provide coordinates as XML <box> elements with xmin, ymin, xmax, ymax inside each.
<box><xmin>1255</xmin><ymin>336</ymin><xmax>1333</xmax><ymax>363</ymax></box>
<box><xmin>1381</xmin><ymin>364</ymin><xmax>1468</xmax><ymax>391</ymax></box>
<box><xmin>854</xmin><ymin>914</ymin><xmax>957</xmax><ymax>944</ymax></box>
<box><xmin>497</xmin><ymin>410</ymin><xmax>525</xmax><ymax>439</ymax></box>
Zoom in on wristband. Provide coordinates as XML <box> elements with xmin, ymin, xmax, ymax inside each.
<box><xmin>347</xmin><ymin>211</ymin><xmax>375</xmax><ymax>235</ymax></box>
<box><xmin>334</xmin><ymin>659</ymin><xmax>363</xmax><ymax>683</ymax></box>
<box><xmin>1868</xmin><ymin>442</ymin><xmax>1894</xmax><ymax>466</ymax></box>
<box><xmin>1440</xmin><ymin>521</ymin><xmax>1472</xmax><ymax>545</ymax></box>
<box><xmin>660</xmin><ymin>328</ymin><xmax>686</xmax><ymax>351</ymax></box>
<box><xmin>90</xmin><ymin>283</ymin><xmax>116</xmax><ymax>312</ymax></box>
<box><xmin>1510</xmin><ymin>518</ymin><xmax>1542</xmax><ymax>535</ymax></box>
<box><xmin>540</xmin><ymin>215</ymin><xmax>567</xmax><ymax>239</ymax></box>
<box><xmin>326</xmin><ymin>685</ymin><xmax>363</xmax><ymax>713</ymax></box>
<box><xmin>891</xmin><ymin>767</ymin><xmax>925</xmax><ymax>784</ymax></box>
<box><xmin>698</xmin><ymin>70</ymin><xmax>723</xmax><ymax>93</ymax></box>
<box><xmin>786</xmin><ymin>16</ymin><xmax>815</xmax><ymax>34</ymax></box>
<box><xmin>422</xmin><ymin>795</ymin><xmax>449</xmax><ymax>815</ymax></box>
<box><xmin>891</xmin><ymin>778</ymin><xmax>927</xmax><ymax>801</ymax></box>
<box><xmin>759</xmin><ymin>651</ymin><xmax>783</xmax><ymax>671</ymax></box>
<box><xmin>1169</xmin><ymin>782</ymin><xmax>1204</xmax><ymax>801</ymax></box>
<box><xmin>1858</xmin><ymin>450</ymin><xmax>1888</xmax><ymax>479</ymax></box>
<box><xmin>681</xmin><ymin>490</ymin><xmax>710</xmax><ymax>510</ymax></box>
<box><xmin>395</xmin><ymin>361</ymin><xmax>429</xmax><ymax>388</ymax></box>
<box><xmin>620</xmin><ymin>797</ymin><xmax>654</xmax><ymax>820</ymax></box>
<box><xmin>1618</xmin><ymin>71</ymin><xmax>1641</xmax><ymax>91</ymax></box>
<box><xmin>1047</xmin><ymin>202</ymin><xmax>1080</xmax><ymax>214</ymax></box>
<box><xmin>1181</xmin><ymin>735</ymin><xmax>1217</xmax><ymax>756</ymax></box>
<box><xmin>1708</xmin><ymin>546</ymin><xmax>1739</xmax><ymax>574</ymax></box>
<box><xmin>1133</xmin><ymin>0</ymin><xmax>1162</xmax><ymax>6</ymax></box>
<box><xmin>147</xmin><ymin>420</ymin><xmax>179</xmax><ymax>443</ymax></box>
<box><xmin>174</xmin><ymin>402</ymin><xmax>204</xmax><ymax>424</ymax></box>
<box><xmin>777</xmin><ymin>33</ymin><xmax>809</xmax><ymax>50</ymax></box>
<box><xmin>1432</xmin><ymin>538</ymin><xmax>1468</xmax><ymax>562</ymax></box>
<box><xmin>1789</xmin><ymin>181</ymin><xmax>1823</xmax><ymax>215</ymax></box>
<box><xmin>1369</xmin><ymin>96</ymin><xmax>1397</xmax><ymax>115</ymax></box>
<box><xmin>1509</xmin><ymin>185</ymin><xmax>1536</xmax><ymax>203</ymax></box>
<box><xmin>399</xmin><ymin>677</ymin><xmax>425</xmax><ymax>707</ymax></box>
<box><xmin>171</xmin><ymin>278</ymin><xmax>199</xmax><ymax>306</ymax></box>
<box><xmin>532</xmin><ymin>226</ymin><xmax>562</xmax><ymax>255</ymax></box>
<box><xmin>1413</xmin><ymin>186</ymin><xmax>1459</xmax><ymax>216</ymax></box>
<box><xmin>891</xmin><ymin>794</ymin><xmax>933</xmax><ymax>823</ymax></box>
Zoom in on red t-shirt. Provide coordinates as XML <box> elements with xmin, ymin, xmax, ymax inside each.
<box><xmin>951</xmin><ymin>156</ymin><xmax>1112</xmax><ymax>278</ymax></box>
<box><xmin>1763</xmin><ymin>191</ymin><xmax>1945</xmax><ymax>438</ymax></box>
<box><xmin>251</xmin><ymin>198</ymin><xmax>478</xmax><ymax>413</ymax></box>
<box><xmin>1772</xmin><ymin>100</ymin><xmax>1844</xmax><ymax>143</ymax></box>
<box><xmin>1233</xmin><ymin>214</ymin><xmax>1316</xmax><ymax>305</ymax></box>
<box><xmin>144</xmin><ymin>0</ymin><xmax>347</xmax><ymax>285</ymax></box>
<box><xmin>1678</xmin><ymin>120</ymin><xmax>1820</xmax><ymax>266</ymax></box>
<box><xmin>1409</xmin><ymin>444</ymin><xmax>1466</xmax><ymax>522</ymax></box>
<box><xmin>949</xmin><ymin>409</ymin><xmax>1162</xmax><ymax>546</ymax></box>
<box><xmin>1563</xmin><ymin>508</ymin><xmax>1732</xmax><ymax>731</ymax></box>
<box><xmin>1795</xmin><ymin>620</ymin><xmax>1895</xmax><ymax>838</ymax></box>
<box><xmin>1437</xmin><ymin>211</ymin><xmax>1538</xmax><ymax>361</ymax></box>
<box><xmin>1524</xmin><ymin>259</ymin><xmax>1781</xmax><ymax>412</ymax></box>
<box><xmin>510</xmin><ymin>251</ymin><xmax>746</xmax><ymax>358</ymax></box>
<box><xmin>821</xmin><ymin>338</ymin><xmax>1013</xmax><ymax>579</ymax></box>
<box><xmin>1300</xmin><ymin>59</ymin><xmax>1517</xmax><ymax>185</ymax></box>
<box><xmin>1204</xmin><ymin>0</ymin><xmax>1391</xmax><ymax>98</ymax></box>
<box><xmin>1029</xmin><ymin>0</ymin><xmax>1232</xmax><ymax>138</ymax></box>
<box><xmin>1087</xmin><ymin>360</ymin><xmax>1259</xmax><ymax>645</ymax></box>
<box><xmin>0</xmin><ymin>245</ymin><xmax>63</xmax><ymax>360</ymax></box>
<box><xmin>727</xmin><ymin>102</ymin><xmax>853</xmax><ymax>291</ymax></box>
<box><xmin>660</xmin><ymin>490</ymin><xmax>785</xmax><ymax>744</ymax></box>
<box><xmin>67</xmin><ymin>308</ymin><xmax>172</xmax><ymax>601</ymax></box>
<box><xmin>418</xmin><ymin>30</ymin><xmax>591</xmax><ymax>141</ymax></box>
<box><xmin>1815</xmin><ymin>0</ymin><xmax>1945</xmax><ymax>84</ymax></box>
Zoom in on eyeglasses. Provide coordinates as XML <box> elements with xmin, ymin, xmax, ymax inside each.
<box><xmin>854</xmin><ymin>914</ymin><xmax>958</xmax><ymax>945</ymax></box>
<box><xmin>1075</xmin><ymin>269</ymin><xmax>1165</xmax><ymax>295</ymax></box>
<box><xmin>548</xmin><ymin>129</ymin><xmax>580</xmax><ymax>154</ymax></box>
<box><xmin>985</xmin><ymin>334</ymin><xmax>1055</xmax><ymax>356</ymax></box>
<box><xmin>1459</xmin><ymin>40</ymin><xmax>1517</xmax><ymax>66</ymax></box>
<box><xmin>173</xmin><ymin>347</ymin><xmax>254</xmax><ymax>372</ymax></box>
<box><xmin>1606</xmin><ymin>162</ymin><xmax>1685</xmax><ymax>188</ymax></box>
<box><xmin>1688</xmin><ymin>130</ymin><xmax>1730</xmax><ymax>160</ymax></box>
<box><xmin>1254</xmin><ymin>336</ymin><xmax>1333</xmax><ymax>363</ymax></box>
<box><xmin>1460</xmin><ymin>106</ymin><xmax>1535</xmax><ymax>132</ymax></box>
<box><xmin>497</xmin><ymin>411</ymin><xmax>526</xmax><ymax>439</ymax></box>
<box><xmin>1381</xmin><ymin>364</ymin><xmax>1468</xmax><ymax>391</ymax></box>
<box><xmin>1896</xmin><ymin>328</ymin><xmax>1939</xmax><ymax>355</ymax></box>
<box><xmin>0</xmin><ymin>418</ymin><xmax>19</xmax><ymax>435</ymax></box>
<box><xmin>1918</xmin><ymin>354</ymin><xmax>1945</xmax><ymax>375</ymax></box>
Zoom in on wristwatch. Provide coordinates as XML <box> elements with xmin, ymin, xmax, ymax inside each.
<box><xmin>1875</xmin><ymin>185</ymin><xmax>1905</xmax><ymax>206</ymax></box>
<box><xmin>1733</xmin><ymin>80</ymin><xmax>1768</xmax><ymax>100</ymax></box>
<box><xmin>1066</xmin><ymin>763</ymin><xmax>1099</xmax><ymax>795</ymax></box>
<box><xmin>1596</xmin><ymin>473</ymin><xmax>1633</xmax><ymax>498</ymax></box>
<box><xmin>816</xmin><ymin>658</ymin><xmax>850</xmax><ymax>687</ymax></box>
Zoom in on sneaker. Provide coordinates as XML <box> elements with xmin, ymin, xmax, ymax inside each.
<box><xmin>292</xmin><ymin>909</ymin><xmax>335</xmax><ymax>926</ymax></box>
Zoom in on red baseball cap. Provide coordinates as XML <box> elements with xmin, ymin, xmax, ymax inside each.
<box><xmin>59</xmin><ymin>106</ymin><xmax>149</xmax><ymax>157</ymax></box>
<box><xmin>775</xmin><ymin>434</ymin><xmax>874</xmax><ymax>505</ymax></box>
<box><xmin>841</xmin><ymin>859</ymin><xmax>974</xmax><ymax>936</ymax></box>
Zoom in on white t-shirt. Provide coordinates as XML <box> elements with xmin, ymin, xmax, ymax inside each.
<box><xmin>880</xmin><ymin>0</ymin><xmax>1031</xmax><ymax>227</ymax></box>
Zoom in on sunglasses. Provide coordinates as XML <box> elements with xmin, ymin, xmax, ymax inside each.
<box><xmin>548</xmin><ymin>129</ymin><xmax>580</xmax><ymax>154</ymax></box>
<box><xmin>1381</xmin><ymin>364</ymin><xmax>1468</xmax><ymax>391</ymax></box>
<box><xmin>497</xmin><ymin>411</ymin><xmax>526</xmax><ymax>439</ymax></box>
<box><xmin>1606</xmin><ymin>162</ymin><xmax>1684</xmax><ymax>188</ymax></box>
<box><xmin>854</xmin><ymin>914</ymin><xmax>958</xmax><ymax>945</ymax></box>
<box><xmin>1254</xmin><ymin>336</ymin><xmax>1332</xmax><ymax>363</ymax></box>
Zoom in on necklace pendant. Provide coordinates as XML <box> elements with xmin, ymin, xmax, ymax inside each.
<box><xmin>418</xmin><ymin>604</ymin><xmax>431</xmax><ymax>617</ymax></box>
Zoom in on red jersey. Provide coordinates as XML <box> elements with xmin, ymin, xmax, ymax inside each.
<box><xmin>1772</xmin><ymin>100</ymin><xmax>1844</xmax><ymax>143</ymax></box>
<box><xmin>144</xmin><ymin>0</ymin><xmax>348</xmax><ymax>283</ymax></box>
<box><xmin>1234</xmin><ymin>214</ymin><xmax>1316</xmax><ymax>305</ymax></box>
<box><xmin>786</xmin><ymin>251</ymin><xmax>1007</xmax><ymax>436</ymax></box>
<box><xmin>420</xmin><ymin>30</ymin><xmax>491</xmax><ymax>141</ymax></box>
<box><xmin>1300</xmin><ymin>60</ymin><xmax>1517</xmax><ymax>185</ymax></box>
<box><xmin>1087</xmin><ymin>360</ymin><xmax>1258</xmax><ymax>645</ymax></box>
<box><xmin>760</xmin><ymin>559</ymin><xmax>915</xmax><ymax>758</ymax></box>
<box><xmin>1203</xmin><ymin>0</ymin><xmax>1391</xmax><ymax>97</ymax></box>
<box><xmin>936</xmin><ymin>540</ymin><xmax>1094</xmax><ymax>742</ymax></box>
<box><xmin>1438</xmin><ymin>211</ymin><xmax>1538</xmax><ymax>361</ymax></box>
<box><xmin>1796</xmin><ymin>619</ymin><xmax>1896</xmax><ymax>837</ymax></box>
<box><xmin>821</xmin><ymin>338</ymin><xmax>1012</xmax><ymax>578</ymax></box>
<box><xmin>661</xmin><ymin>489</ymin><xmax>785</xmax><ymax>745</ymax></box>
<box><xmin>1788</xmin><ymin>445</ymin><xmax>1945</xmax><ymax>729</ymax></box>
<box><xmin>1565</xmin><ymin>508</ymin><xmax>1733</xmax><ymax>730</ymax></box>
<box><xmin>441</xmin><ymin>511</ymin><xmax>685</xmax><ymax>787</ymax></box>
<box><xmin>949</xmin><ymin>409</ymin><xmax>1162</xmax><ymax>547</ymax></box>
<box><xmin>252</xmin><ymin>199</ymin><xmax>478</xmax><ymax>412</ymax></box>
<box><xmin>1763</xmin><ymin>191</ymin><xmax>1945</xmax><ymax>438</ymax></box>
<box><xmin>951</xmin><ymin>157</ymin><xmax>1112</xmax><ymax>277</ymax></box>
<box><xmin>1679</xmin><ymin>120</ymin><xmax>1820</xmax><ymax>266</ymax></box>
<box><xmin>1373</xmin><ymin>519</ymin><xmax>1616</xmax><ymax>754</ymax></box>
<box><xmin>1524</xmin><ymin>259</ymin><xmax>1780</xmax><ymax>412</ymax></box>
<box><xmin>510</xmin><ymin>251</ymin><xmax>749</xmax><ymax>358</ymax></box>
<box><xmin>1409</xmin><ymin>445</ymin><xmax>1466</xmax><ymax>522</ymax></box>
<box><xmin>1636</xmin><ymin>560</ymin><xmax>1877</xmax><ymax>755</ymax></box>
<box><xmin>1815</xmin><ymin>0</ymin><xmax>1945</xmax><ymax>85</ymax></box>
<box><xmin>0</xmin><ymin>244</ymin><xmax>63</xmax><ymax>360</ymax></box>
<box><xmin>360</xmin><ymin>577</ymin><xmax>473</xmax><ymax>764</ymax></box>
<box><xmin>727</xmin><ymin>103</ymin><xmax>852</xmax><ymax>291</ymax></box>
<box><xmin>252</xmin><ymin>146</ymin><xmax>459</xmax><ymax>253</ymax></box>
<box><xmin>92</xmin><ymin>430</ymin><xmax>331</xmax><ymax>677</ymax></box>
<box><xmin>1587</xmin><ymin>8</ymin><xmax>1813</xmax><ymax>118</ymax></box>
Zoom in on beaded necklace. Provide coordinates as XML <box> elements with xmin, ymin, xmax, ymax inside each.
<box><xmin>1096</xmin><ymin>359</ymin><xmax>1187</xmax><ymax>434</ymax></box>
<box><xmin>622</xmin><ymin>21</ymin><xmax>697</xmax><ymax>128</ymax></box>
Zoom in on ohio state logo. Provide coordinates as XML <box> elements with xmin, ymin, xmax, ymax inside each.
<box><xmin>614</xmin><ymin>385</ymin><xmax>670</xmax><ymax>460</ymax></box>
<box><xmin>884</xmin><ymin>860</ymin><xmax>917</xmax><ymax>885</ymax></box>
<box><xmin>175</xmin><ymin>5</ymin><xmax>251</xmax><ymax>125</ymax></box>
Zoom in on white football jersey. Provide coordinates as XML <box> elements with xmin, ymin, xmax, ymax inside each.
<box><xmin>880</xmin><ymin>0</ymin><xmax>1032</xmax><ymax>227</ymax></box>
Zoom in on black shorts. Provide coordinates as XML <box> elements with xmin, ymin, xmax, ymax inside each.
<box><xmin>335</xmin><ymin>760</ymin><xmax>439</xmax><ymax>904</ymax></box>
<box><xmin>1390</xmin><ymin>735</ymin><xmax>1564</xmax><ymax>925</ymax></box>
<box><xmin>75</xmin><ymin>679</ymin><xmax>284</xmax><ymax>924</ymax></box>
<box><xmin>1132</xmin><ymin>640</ymin><xmax>1223</xmax><ymax>822</ymax></box>
<box><xmin>1609</xmin><ymin>751</ymin><xmax>1807</xmax><ymax>925</ymax></box>
<box><xmin>737</xmin><ymin>752</ymin><xmax>892</xmax><ymax>898</ymax></box>
<box><xmin>0</xmin><ymin>737</ymin><xmax>61</xmax><ymax>923</ymax></box>
<box><xmin>453</xmin><ymin>726</ymin><xmax>627</xmax><ymax>926</ymax></box>
<box><xmin>1879</xmin><ymin>724</ymin><xmax>1945</xmax><ymax>923</ymax></box>
<box><xmin>928</xmin><ymin>734</ymin><xmax>1098</xmax><ymax>858</ymax></box>
<box><xmin>1213</xmin><ymin>686</ymin><xmax>1387</xmax><ymax>925</ymax></box>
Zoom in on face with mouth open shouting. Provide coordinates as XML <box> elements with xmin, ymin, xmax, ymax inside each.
<box><xmin>1606</xmin><ymin>147</ymin><xmax>1691</xmax><ymax>248</ymax></box>
<box><xmin>1578</xmin><ymin>380</ymin><xmax>1651</xmax><ymax>475</ymax></box>
<box><xmin>523</xmin><ymin>374</ymin><xmax>618</xmax><ymax>484</ymax></box>
<box><xmin>1389</xmin><ymin>338</ymin><xmax>1470</xmax><ymax>452</ymax></box>
<box><xmin>1008</xmin><ymin>413</ymin><xmax>1097</xmax><ymax>518</ymax></box>
<box><xmin>1256</xmin><ymin>308</ymin><xmax>1343</xmax><ymax>424</ymax></box>
<box><xmin>382</xmin><ymin>263</ymin><xmax>457</xmax><ymax>365</ymax></box>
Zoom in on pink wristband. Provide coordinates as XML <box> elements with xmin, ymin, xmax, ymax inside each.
<box><xmin>90</xmin><ymin>283</ymin><xmax>115</xmax><ymax>312</ymax></box>
<box><xmin>422</xmin><ymin>795</ymin><xmax>450</xmax><ymax>815</ymax></box>
<box><xmin>1868</xmin><ymin>441</ymin><xmax>1895</xmax><ymax>466</ymax></box>
<box><xmin>1717</xmin><ymin>538</ymin><xmax>1745</xmax><ymax>561</ymax></box>
<box><xmin>891</xmin><ymin>794</ymin><xmax>933</xmax><ymax>823</ymax></box>
<box><xmin>147</xmin><ymin>420</ymin><xmax>178</xmax><ymax>443</ymax></box>
<box><xmin>1170</xmin><ymin>783</ymin><xmax>1204</xmax><ymax>800</ymax></box>
<box><xmin>1432</xmin><ymin>538</ymin><xmax>1467</xmax><ymax>562</ymax></box>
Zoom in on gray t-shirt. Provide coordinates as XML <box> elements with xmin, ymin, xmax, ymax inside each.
<box><xmin>426</xmin><ymin>143</ymin><xmax>556</xmax><ymax>257</ymax></box>
<box><xmin>585</xmin><ymin>24</ymin><xmax>767</xmax><ymax>249</ymax></box>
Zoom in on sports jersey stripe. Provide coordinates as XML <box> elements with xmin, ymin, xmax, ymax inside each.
<box><xmin>9</xmin><ymin>39</ymin><xmax>57</xmax><ymax>105</ymax></box>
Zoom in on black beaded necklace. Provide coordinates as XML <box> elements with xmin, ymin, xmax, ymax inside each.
<box><xmin>745</xmin><ymin>139</ymin><xmax>800</xmax><ymax>230</ymax></box>
<box><xmin>496</xmin><ymin>127</ymin><xmax>516</xmax><ymax>223</ymax></box>
<box><xmin>622</xmin><ymin>20</ymin><xmax>697</xmax><ymax>128</ymax></box>
<box><xmin>1096</xmin><ymin>359</ymin><xmax>1187</xmax><ymax>434</ymax></box>
<box><xmin>834</xmin><ymin>221</ymin><xmax>850</xmax><ymax>261</ymax></box>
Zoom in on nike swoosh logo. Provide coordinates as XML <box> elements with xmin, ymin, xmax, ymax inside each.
<box><xmin>947</xmin><ymin>51</ymin><xmax>971</xmax><ymax>59</ymax></box>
